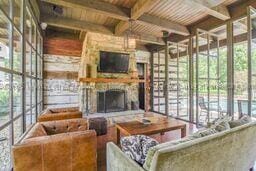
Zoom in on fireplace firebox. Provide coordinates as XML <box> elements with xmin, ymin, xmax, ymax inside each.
<box><xmin>97</xmin><ymin>90</ymin><xmax>126</xmax><ymax>113</ymax></box>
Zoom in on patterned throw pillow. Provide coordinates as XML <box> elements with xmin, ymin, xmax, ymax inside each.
<box><xmin>207</xmin><ymin>115</ymin><xmax>231</xmax><ymax>132</ymax></box>
<box><xmin>229</xmin><ymin>114</ymin><xmax>252</xmax><ymax>128</ymax></box>
<box><xmin>140</xmin><ymin>136</ymin><xmax>159</xmax><ymax>164</ymax></box>
<box><xmin>191</xmin><ymin>128</ymin><xmax>218</xmax><ymax>138</ymax></box>
<box><xmin>120</xmin><ymin>135</ymin><xmax>158</xmax><ymax>165</ymax></box>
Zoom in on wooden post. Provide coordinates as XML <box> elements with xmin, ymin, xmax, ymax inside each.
<box><xmin>165</xmin><ymin>40</ymin><xmax>169</xmax><ymax>116</ymax></box>
<box><xmin>150</xmin><ymin>51</ymin><xmax>154</xmax><ymax>112</ymax></box>
<box><xmin>227</xmin><ymin>21</ymin><xmax>234</xmax><ymax>117</ymax></box>
<box><xmin>247</xmin><ymin>7</ymin><xmax>252</xmax><ymax>116</ymax></box>
<box><xmin>188</xmin><ymin>37</ymin><xmax>194</xmax><ymax>122</ymax></box>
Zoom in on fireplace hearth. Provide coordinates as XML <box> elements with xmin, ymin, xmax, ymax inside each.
<box><xmin>97</xmin><ymin>90</ymin><xmax>126</xmax><ymax>113</ymax></box>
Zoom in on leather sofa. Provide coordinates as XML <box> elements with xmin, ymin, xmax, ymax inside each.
<box><xmin>38</xmin><ymin>107</ymin><xmax>82</xmax><ymax>122</ymax></box>
<box><xmin>12</xmin><ymin>118</ymin><xmax>97</xmax><ymax>171</ymax></box>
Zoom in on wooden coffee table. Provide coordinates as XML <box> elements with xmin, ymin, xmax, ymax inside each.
<box><xmin>115</xmin><ymin>118</ymin><xmax>186</xmax><ymax>144</ymax></box>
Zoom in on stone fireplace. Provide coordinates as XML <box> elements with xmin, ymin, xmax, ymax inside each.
<box><xmin>78</xmin><ymin>32</ymin><xmax>139</xmax><ymax>114</ymax></box>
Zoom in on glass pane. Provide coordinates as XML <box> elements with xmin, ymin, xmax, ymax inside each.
<box><xmin>25</xmin><ymin>9</ymin><xmax>31</xmax><ymax>43</ymax></box>
<box><xmin>25</xmin><ymin>43</ymin><xmax>31</xmax><ymax>75</ymax></box>
<box><xmin>37</xmin><ymin>33</ymin><xmax>41</xmax><ymax>55</ymax></box>
<box><xmin>0</xmin><ymin>125</ymin><xmax>11</xmax><ymax>170</ymax></box>
<box><xmin>37</xmin><ymin>55</ymin><xmax>41</xmax><ymax>78</ymax></box>
<box><xmin>31</xmin><ymin>20</ymin><xmax>36</xmax><ymax>48</ymax></box>
<box><xmin>0</xmin><ymin>11</ymin><xmax>11</xmax><ymax>69</ymax></box>
<box><xmin>13</xmin><ymin>116</ymin><xmax>22</xmax><ymax>143</ymax></box>
<box><xmin>32</xmin><ymin>49</ymin><xmax>36</xmax><ymax>76</ymax></box>
<box><xmin>39</xmin><ymin>58</ymin><xmax>43</xmax><ymax>79</ymax></box>
<box><xmin>37</xmin><ymin>103</ymin><xmax>42</xmax><ymax>114</ymax></box>
<box><xmin>0</xmin><ymin>72</ymin><xmax>10</xmax><ymax>126</ymax></box>
<box><xmin>37</xmin><ymin>79</ymin><xmax>41</xmax><ymax>103</ymax></box>
<box><xmin>14</xmin><ymin>0</ymin><xmax>22</xmax><ymax>30</ymax></box>
<box><xmin>26</xmin><ymin>111</ymin><xmax>31</xmax><ymax>130</ymax></box>
<box><xmin>32</xmin><ymin>107</ymin><xmax>36</xmax><ymax>123</ymax></box>
<box><xmin>13</xmin><ymin>28</ymin><xmax>22</xmax><ymax>72</ymax></box>
<box><xmin>0</xmin><ymin>0</ymin><xmax>11</xmax><ymax>17</ymax></box>
<box><xmin>13</xmin><ymin>74</ymin><xmax>22</xmax><ymax>117</ymax></box>
<box><xmin>25</xmin><ymin>77</ymin><xmax>31</xmax><ymax>111</ymax></box>
<box><xmin>32</xmin><ymin>79</ymin><xmax>36</xmax><ymax>106</ymax></box>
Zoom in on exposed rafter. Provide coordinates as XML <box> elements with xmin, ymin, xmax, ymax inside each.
<box><xmin>184</xmin><ymin>0</ymin><xmax>230</xmax><ymax>20</ymax></box>
<box><xmin>41</xmin><ymin>0</ymin><xmax>130</xmax><ymax>21</ymax></box>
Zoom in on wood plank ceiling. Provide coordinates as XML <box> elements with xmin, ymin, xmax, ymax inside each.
<box><xmin>39</xmin><ymin>0</ymin><xmax>239</xmax><ymax>46</ymax></box>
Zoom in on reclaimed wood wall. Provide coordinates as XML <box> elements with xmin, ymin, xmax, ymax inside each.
<box><xmin>43</xmin><ymin>38</ymin><xmax>82</xmax><ymax>109</ymax></box>
<box><xmin>44</xmin><ymin>38</ymin><xmax>83</xmax><ymax>57</ymax></box>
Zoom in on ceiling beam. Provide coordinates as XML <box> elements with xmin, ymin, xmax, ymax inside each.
<box><xmin>43</xmin><ymin>15</ymin><xmax>164</xmax><ymax>45</ymax></box>
<box><xmin>42</xmin><ymin>15</ymin><xmax>114</xmax><ymax>35</ymax></box>
<box><xmin>41</xmin><ymin>0</ymin><xmax>130</xmax><ymax>21</ymax></box>
<box><xmin>136</xmin><ymin>34</ymin><xmax>165</xmax><ymax>45</ymax></box>
<box><xmin>115</xmin><ymin>0</ymin><xmax>161</xmax><ymax>36</ymax></box>
<box><xmin>42</xmin><ymin>0</ymin><xmax>189</xmax><ymax>37</ymax></box>
<box><xmin>137</xmin><ymin>14</ymin><xmax>190</xmax><ymax>36</ymax></box>
<box><xmin>169</xmin><ymin>0</ymin><xmax>256</xmax><ymax>44</ymax></box>
<box><xmin>185</xmin><ymin>0</ymin><xmax>230</xmax><ymax>20</ymax></box>
<box><xmin>130</xmin><ymin>0</ymin><xmax>158</xmax><ymax>20</ymax></box>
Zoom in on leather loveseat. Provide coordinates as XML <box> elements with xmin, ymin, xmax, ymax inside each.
<box><xmin>38</xmin><ymin>107</ymin><xmax>82</xmax><ymax>122</ymax></box>
<box><xmin>12</xmin><ymin>118</ymin><xmax>97</xmax><ymax>171</ymax></box>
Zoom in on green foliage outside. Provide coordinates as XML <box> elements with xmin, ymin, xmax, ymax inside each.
<box><xmin>195</xmin><ymin>43</ymin><xmax>255</xmax><ymax>97</ymax></box>
<box><xmin>0</xmin><ymin>90</ymin><xmax>9</xmax><ymax>116</ymax></box>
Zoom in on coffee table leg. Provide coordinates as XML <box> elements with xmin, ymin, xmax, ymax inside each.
<box><xmin>117</xmin><ymin>128</ymin><xmax>120</xmax><ymax>144</ymax></box>
<box><xmin>181</xmin><ymin>126</ymin><xmax>186</xmax><ymax>138</ymax></box>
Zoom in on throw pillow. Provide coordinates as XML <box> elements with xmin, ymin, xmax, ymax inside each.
<box><xmin>143</xmin><ymin>136</ymin><xmax>195</xmax><ymax>170</ymax></box>
<box><xmin>229</xmin><ymin>114</ymin><xmax>252</xmax><ymax>128</ymax></box>
<box><xmin>120</xmin><ymin>135</ymin><xmax>158</xmax><ymax>165</ymax></box>
<box><xmin>140</xmin><ymin>135</ymin><xmax>159</xmax><ymax>164</ymax></box>
<box><xmin>191</xmin><ymin>128</ymin><xmax>218</xmax><ymax>138</ymax></box>
<box><xmin>207</xmin><ymin>115</ymin><xmax>231</xmax><ymax>132</ymax></box>
<box><xmin>120</xmin><ymin>135</ymin><xmax>142</xmax><ymax>164</ymax></box>
<box><xmin>214</xmin><ymin>121</ymin><xmax>230</xmax><ymax>132</ymax></box>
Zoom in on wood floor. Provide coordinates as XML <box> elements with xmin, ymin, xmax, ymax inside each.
<box><xmin>96</xmin><ymin>116</ymin><xmax>197</xmax><ymax>171</ymax></box>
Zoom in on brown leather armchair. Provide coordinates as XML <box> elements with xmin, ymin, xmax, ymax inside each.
<box><xmin>38</xmin><ymin>107</ymin><xmax>83</xmax><ymax>122</ymax></box>
<box><xmin>12</xmin><ymin>118</ymin><xmax>97</xmax><ymax>171</ymax></box>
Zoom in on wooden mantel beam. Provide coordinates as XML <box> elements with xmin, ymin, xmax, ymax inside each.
<box><xmin>41</xmin><ymin>0</ymin><xmax>130</xmax><ymax>21</ymax></box>
<box><xmin>185</xmin><ymin>0</ymin><xmax>230</xmax><ymax>20</ymax></box>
